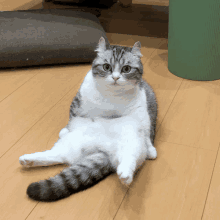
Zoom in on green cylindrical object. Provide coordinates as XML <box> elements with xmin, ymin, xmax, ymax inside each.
<box><xmin>168</xmin><ymin>0</ymin><xmax>220</xmax><ymax>81</ymax></box>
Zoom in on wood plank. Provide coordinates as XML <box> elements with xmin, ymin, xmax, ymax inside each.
<box><xmin>0</xmin><ymin>78</ymin><xmax>126</xmax><ymax>220</ymax></box>
<box><xmin>156</xmin><ymin>80</ymin><xmax>220</xmax><ymax>151</ymax></box>
<box><xmin>0</xmin><ymin>65</ymin><xmax>90</xmax><ymax>157</ymax></box>
<box><xmin>119</xmin><ymin>0</ymin><xmax>169</xmax><ymax>7</ymax></box>
<box><xmin>0</xmin><ymin>69</ymin><xmax>37</xmax><ymax>102</ymax></box>
<box><xmin>26</xmin><ymin>175</ymin><xmax>126</xmax><ymax>220</ymax></box>
<box><xmin>133</xmin><ymin>0</ymin><xmax>169</xmax><ymax>6</ymax></box>
<box><xmin>0</xmin><ymin>0</ymin><xmax>42</xmax><ymax>11</ymax></box>
<box><xmin>114</xmin><ymin>140</ymin><xmax>216</xmax><ymax>220</ymax></box>
<box><xmin>202</xmin><ymin>145</ymin><xmax>220</xmax><ymax>220</ymax></box>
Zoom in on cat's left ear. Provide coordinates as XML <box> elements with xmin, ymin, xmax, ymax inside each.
<box><xmin>131</xmin><ymin>41</ymin><xmax>143</xmax><ymax>57</ymax></box>
<box><xmin>95</xmin><ymin>37</ymin><xmax>106</xmax><ymax>53</ymax></box>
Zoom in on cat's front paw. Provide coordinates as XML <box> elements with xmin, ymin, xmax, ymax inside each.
<box><xmin>19</xmin><ymin>154</ymin><xmax>34</xmax><ymax>167</ymax></box>
<box><xmin>146</xmin><ymin>146</ymin><xmax>157</xmax><ymax>160</ymax></box>
<box><xmin>59</xmin><ymin>128</ymin><xmax>69</xmax><ymax>138</ymax></box>
<box><xmin>117</xmin><ymin>163</ymin><xmax>134</xmax><ymax>186</ymax></box>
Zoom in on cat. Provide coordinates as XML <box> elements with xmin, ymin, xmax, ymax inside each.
<box><xmin>19</xmin><ymin>37</ymin><xmax>158</xmax><ymax>202</ymax></box>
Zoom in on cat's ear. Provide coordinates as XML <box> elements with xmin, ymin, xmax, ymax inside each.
<box><xmin>131</xmin><ymin>41</ymin><xmax>143</xmax><ymax>57</ymax></box>
<box><xmin>95</xmin><ymin>37</ymin><xmax>106</xmax><ymax>53</ymax></box>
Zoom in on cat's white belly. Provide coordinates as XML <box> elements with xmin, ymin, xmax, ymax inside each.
<box><xmin>79</xmin><ymin>96</ymin><xmax>133</xmax><ymax>118</ymax></box>
<box><xmin>68</xmin><ymin>116</ymin><xmax>130</xmax><ymax>143</ymax></box>
<box><xmin>68</xmin><ymin>107</ymin><xmax>148</xmax><ymax>147</ymax></box>
<box><xmin>64</xmin><ymin>114</ymin><xmax>147</xmax><ymax>167</ymax></box>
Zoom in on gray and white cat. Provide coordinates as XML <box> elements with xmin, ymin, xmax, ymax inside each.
<box><xmin>19</xmin><ymin>37</ymin><xmax>157</xmax><ymax>202</ymax></box>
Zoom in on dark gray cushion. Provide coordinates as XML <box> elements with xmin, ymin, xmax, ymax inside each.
<box><xmin>0</xmin><ymin>9</ymin><xmax>109</xmax><ymax>68</ymax></box>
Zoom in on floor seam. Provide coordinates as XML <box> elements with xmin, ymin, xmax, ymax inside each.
<box><xmin>142</xmin><ymin>38</ymin><xmax>166</xmax><ymax>66</ymax></box>
<box><xmin>155</xmin><ymin>78</ymin><xmax>184</xmax><ymax>135</ymax></box>
<box><xmin>0</xmin><ymin>73</ymin><xmax>38</xmax><ymax>104</ymax></box>
<box><xmin>25</xmin><ymin>202</ymin><xmax>39</xmax><ymax>220</ymax></box>
<box><xmin>201</xmin><ymin>143</ymin><xmax>220</xmax><ymax>219</ymax></box>
<box><xmin>155</xmin><ymin>139</ymin><xmax>219</xmax><ymax>152</ymax></box>
<box><xmin>112</xmin><ymin>188</ymin><xmax>130</xmax><ymax>220</ymax></box>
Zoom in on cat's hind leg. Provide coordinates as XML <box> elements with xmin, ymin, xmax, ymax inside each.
<box><xmin>19</xmin><ymin>130</ymin><xmax>89</xmax><ymax>168</ymax></box>
<box><xmin>19</xmin><ymin>147</ymin><xmax>67</xmax><ymax>168</ymax></box>
<box><xmin>19</xmin><ymin>132</ymin><xmax>80</xmax><ymax>168</ymax></box>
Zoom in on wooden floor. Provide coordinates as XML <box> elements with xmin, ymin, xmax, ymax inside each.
<box><xmin>1</xmin><ymin>3</ymin><xmax>220</xmax><ymax>219</ymax></box>
<box><xmin>1</xmin><ymin>32</ymin><xmax>220</xmax><ymax>220</ymax></box>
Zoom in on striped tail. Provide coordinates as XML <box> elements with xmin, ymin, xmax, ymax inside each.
<box><xmin>27</xmin><ymin>151</ymin><xmax>114</xmax><ymax>202</ymax></box>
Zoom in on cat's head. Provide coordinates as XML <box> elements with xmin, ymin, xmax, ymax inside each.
<box><xmin>92</xmin><ymin>37</ymin><xmax>143</xmax><ymax>89</ymax></box>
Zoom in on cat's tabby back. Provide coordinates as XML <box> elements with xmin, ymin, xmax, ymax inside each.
<box><xmin>19</xmin><ymin>37</ymin><xmax>158</xmax><ymax>202</ymax></box>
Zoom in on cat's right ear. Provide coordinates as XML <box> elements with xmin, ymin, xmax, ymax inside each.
<box><xmin>95</xmin><ymin>37</ymin><xmax>106</xmax><ymax>53</ymax></box>
<box><xmin>131</xmin><ymin>41</ymin><xmax>143</xmax><ymax>57</ymax></box>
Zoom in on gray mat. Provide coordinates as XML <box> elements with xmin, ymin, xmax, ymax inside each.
<box><xmin>0</xmin><ymin>9</ymin><xmax>109</xmax><ymax>68</ymax></box>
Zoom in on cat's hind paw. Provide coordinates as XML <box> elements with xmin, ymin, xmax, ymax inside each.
<box><xmin>146</xmin><ymin>146</ymin><xmax>157</xmax><ymax>160</ymax></box>
<box><xmin>117</xmin><ymin>164</ymin><xmax>133</xmax><ymax>186</ymax></box>
<box><xmin>19</xmin><ymin>155</ymin><xmax>34</xmax><ymax>167</ymax></box>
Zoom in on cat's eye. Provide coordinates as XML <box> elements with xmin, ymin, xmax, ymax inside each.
<box><xmin>103</xmin><ymin>63</ymin><xmax>112</xmax><ymax>72</ymax></box>
<box><xmin>122</xmin><ymin>65</ymin><xmax>131</xmax><ymax>73</ymax></box>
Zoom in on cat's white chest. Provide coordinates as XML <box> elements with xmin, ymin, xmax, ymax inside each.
<box><xmin>80</xmin><ymin>95</ymin><xmax>127</xmax><ymax>118</ymax></box>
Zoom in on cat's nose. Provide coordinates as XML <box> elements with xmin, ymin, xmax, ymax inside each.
<box><xmin>112</xmin><ymin>76</ymin><xmax>120</xmax><ymax>81</ymax></box>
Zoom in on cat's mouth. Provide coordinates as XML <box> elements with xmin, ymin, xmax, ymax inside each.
<box><xmin>112</xmin><ymin>82</ymin><xmax>120</xmax><ymax>86</ymax></box>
